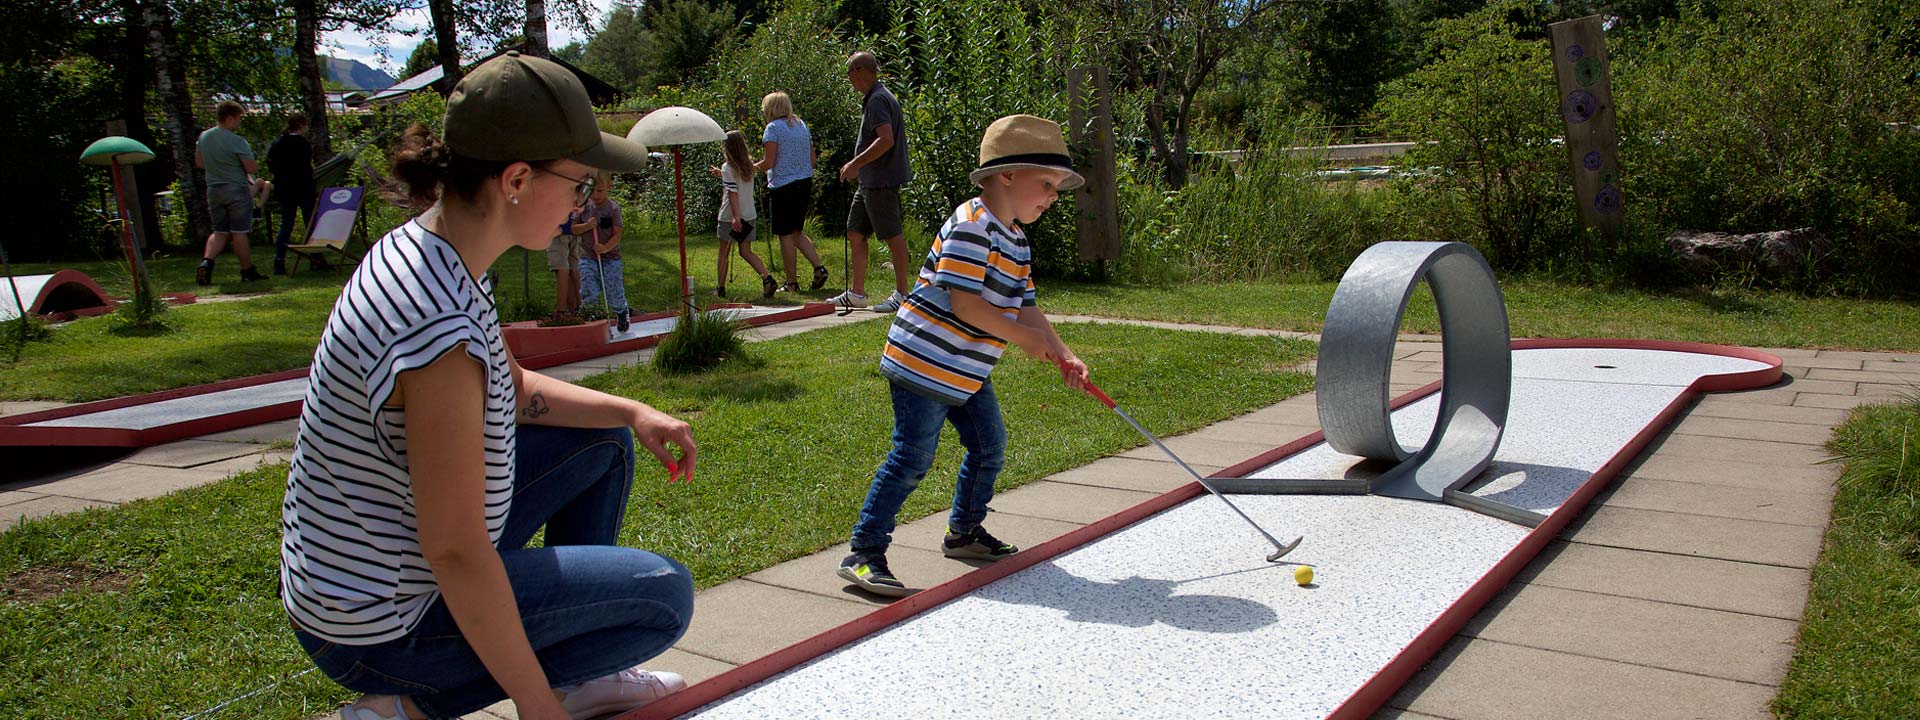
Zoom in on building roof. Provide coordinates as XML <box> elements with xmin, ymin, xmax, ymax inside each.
<box><xmin>364</xmin><ymin>48</ymin><xmax>622</xmax><ymax>106</ymax></box>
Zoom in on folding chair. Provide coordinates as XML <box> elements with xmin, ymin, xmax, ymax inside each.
<box><xmin>286</xmin><ymin>186</ymin><xmax>366</xmax><ymax>277</ymax></box>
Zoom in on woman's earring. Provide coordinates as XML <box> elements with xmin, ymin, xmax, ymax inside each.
<box><xmin>510</xmin><ymin>195</ymin><xmax>519</xmax><ymax>205</ymax></box>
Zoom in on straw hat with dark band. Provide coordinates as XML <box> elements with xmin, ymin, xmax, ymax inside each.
<box><xmin>445</xmin><ymin>51</ymin><xmax>649</xmax><ymax>172</ymax></box>
<box><xmin>967</xmin><ymin>114</ymin><xmax>1085</xmax><ymax>191</ymax></box>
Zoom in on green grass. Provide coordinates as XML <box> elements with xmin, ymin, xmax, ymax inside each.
<box><xmin>1041</xmin><ymin>278</ymin><xmax>1920</xmax><ymax>352</ymax></box>
<box><xmin>1774</xmin><ymin>396</ymin><xmax>1920</xmax><ymax>718</ymax></box>
<box><xmin>0</xmin><ymin>322</ymin><xmax>1315</xmax><ymax>719</ymax></box>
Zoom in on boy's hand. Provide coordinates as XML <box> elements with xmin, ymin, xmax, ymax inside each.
<box><xmin>1047</xmin><ymin>347</ymin><xmax>1089</xmax><ymax>392</ymax></box>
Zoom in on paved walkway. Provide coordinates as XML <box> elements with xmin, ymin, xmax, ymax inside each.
<box><xmin>5</xmin><ymin>315</ymin><xmax>1913</xmax><ymax>719</ymax></box>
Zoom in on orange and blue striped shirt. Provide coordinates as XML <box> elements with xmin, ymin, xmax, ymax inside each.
<box><xmin>880</xmin><ymin>198</ymin><xmax>1036</xmax><ymax>404</ymax></box>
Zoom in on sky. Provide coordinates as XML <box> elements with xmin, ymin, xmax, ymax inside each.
<box><xmin>322</xmin><ymin>0</ymin><xmax>616</xmax><ymax>78</ymax></box>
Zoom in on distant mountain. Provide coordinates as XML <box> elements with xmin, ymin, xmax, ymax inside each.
<box><xmin>319</xmin><ymin>56</ymin><xmax>396</xmax><ymax>90</ymax></box>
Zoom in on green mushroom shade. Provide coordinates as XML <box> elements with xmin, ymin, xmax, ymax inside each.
<box><xmin>80</xmin><ymin>136</ymin><xmax>157</xmax><ymax>166</ymax></box>
<box><xmin>78</xmin><ymin>135</ymin><xmax>158</xmax><ymax>300</ymax></box>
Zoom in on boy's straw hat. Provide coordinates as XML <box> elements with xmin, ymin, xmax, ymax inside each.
<box><xmin>968</xmin><ymin>115</ymin><xmax>1085</xmax><ymax>191</ymax></box>
<box><xmin>445</xmin><ymin>51</ymin><xmax>649</xmax><ymax>172</ymax></box>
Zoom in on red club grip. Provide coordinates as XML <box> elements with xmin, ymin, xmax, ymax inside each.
<box><xmin>1083</xmin><ymin>380</ymin><xmax>1117</xmax><ymax>409</ymax></box>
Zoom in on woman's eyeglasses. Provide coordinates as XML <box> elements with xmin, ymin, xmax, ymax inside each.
<box><xmin>534</xmin><ymin>165</ymin><xmax>595</xmax><ymax>206</ymax></box>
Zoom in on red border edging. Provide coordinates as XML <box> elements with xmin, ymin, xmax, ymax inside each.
<box><xmin>621</xmin><ymin>338</ymin><xmax>1783</xmax><ymax>720</ymax></box>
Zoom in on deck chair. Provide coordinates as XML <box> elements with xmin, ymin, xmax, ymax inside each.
<box><xmin>286</xmin><ymin>186</ymin><xmax>365</xmax><ymax>277</ymax></box>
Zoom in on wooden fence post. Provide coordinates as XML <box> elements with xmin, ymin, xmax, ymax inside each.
<box><xmin>1068</xmin><ymin>66</ymin><xmax>1122</xmax><ymax>277</ymax></box>
<box><xmin>1550</xmin><ymin>15</ymin><xmax>1624</xmax><ymax>245</ymax></box>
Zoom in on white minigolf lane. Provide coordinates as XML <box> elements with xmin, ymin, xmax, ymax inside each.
<box><xmin>681</xmin><ymin>346</ymin><xmax>1772</xmax><ymax>720</ymax></box>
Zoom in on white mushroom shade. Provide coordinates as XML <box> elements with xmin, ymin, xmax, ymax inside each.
<box><xmin>627</xmin><ymin>106</ymin><xmax>727</xmax><ymax>147</ymax></box>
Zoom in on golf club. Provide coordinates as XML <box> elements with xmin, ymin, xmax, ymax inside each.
<box><xmin>1072</xmin><ymin>375</ymin><xmax>1303</xmax><ymax>562</ymax></box>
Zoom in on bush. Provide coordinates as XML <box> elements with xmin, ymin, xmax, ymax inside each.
<box><xmin>1618</xmin><ymin>0</ymin><xmax>1920</xmax><ymax>294</ymax></box>
<box><xmin>0</xmin><ymin>315</ymin><xmax>52</xmax><ymax>364</ymax></box>
<box><xmin>1376</xmin><ymin>1</ymin><xmax>1575</xmax><ymax>272</ymax></box>
<box><xmin>652</xmin><ymin>307</ymin><xmax>750</xmax><ymax>373</ymax></box>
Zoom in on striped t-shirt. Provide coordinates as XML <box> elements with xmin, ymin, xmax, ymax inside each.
<box><xmin>880</xmin><ymin>198</ymin><xmax>1036</xmax><ymax>404</ymax></box>
<box><xmin>279</xmin><ymin>220</ymin><xmax>517</xmax><ymax>645</ymax></box>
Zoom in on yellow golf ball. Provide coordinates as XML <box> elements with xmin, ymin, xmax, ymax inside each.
<box><xmin>1294</xmin><ymin>565</ymin><xmax>1314</xmax><ymax>586</ymax></box>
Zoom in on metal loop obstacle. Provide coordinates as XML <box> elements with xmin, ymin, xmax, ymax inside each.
<box><xmin>1316</xmin><ymin>241</ymin><xmax>1511</xmax><ymax>502</ymax></box>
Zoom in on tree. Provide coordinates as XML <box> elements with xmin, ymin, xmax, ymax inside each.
<box><xmin>403</xmin><ymin>37</ymin><xmax>440</xmax><ymax>79</ymax></box>
<box><xmin>642</xmin><ymin>0</ymin><xmax>735</xmax><ymax>88</ymax></box>
<box><xmin>291</xmin><ymin>0</ymin><xmax>409</xmax><ymax>161</ymax></box>
<box><xmin>143</xmin><ymin>1</ymin><xmax>210</xmax><ymax>243</ymax></box>
<box><xmin>428</xmin><ymin>0</ymin><xmax>462</xmax><ymax>92</ymax></box>
<box><xmin>580</xmin><ymin>1</ymin><xmax>650</xmax><ymax>91</ymax></box>
<box><xmin>525</xmin><ymin>0</ymin><xmax>549</xmax><ymax>57</ymax></box>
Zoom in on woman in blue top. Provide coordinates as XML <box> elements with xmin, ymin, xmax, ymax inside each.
<box><xmin>753</xmin><ymin>92</ymin><xmax>829</xmax><ymax>293</ymax></box>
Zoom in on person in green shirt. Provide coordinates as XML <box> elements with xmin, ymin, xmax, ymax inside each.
<box><xmin>195</xmin><ymin>100</ymin><xmax>267</xmax><ymax>285</ymax></box>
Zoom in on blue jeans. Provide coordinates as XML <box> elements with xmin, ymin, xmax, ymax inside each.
<box><xmin>850</xmin><ymin>380</ymin><xmax>1007</xmax><ymax>554</ymax></box>
<box><xmin>292</xmin><ymin>425</ymin><xmax>694</xmax><ymax>719</ymax></box>
<box><xmin>578</xmin><ymin>257</ymin><xmax>627</xmax><ymax>312</ymax></box>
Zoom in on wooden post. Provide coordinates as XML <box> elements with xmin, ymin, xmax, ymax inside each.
<box><xmin>1067</xmin><ymin>66</ymin><xmax>1122</xmax><ymax>272</ymax></box>
<box><xmin>1550</xmin><ymin>16</ymin><xmax>1623</xmax><ymax>242</ymax></box>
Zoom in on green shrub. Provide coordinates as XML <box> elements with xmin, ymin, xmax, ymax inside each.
<box><xmin>1827</xmin><ymin>395</ymin><xmax>1920</xmax><ymax>562</ymax></box>
<box><xmin>652</xmin><ymin>307</ymin><xmax>751</xmax><ymax>373</ymax></box>
<box><xmin>1376</xmin><ymin>1</ymin><xmax>1575</xmax><ymax>271</ymax></box>
<box><xmin>0</xmin><ymin>315</ymin><xmax>51</xmax><ymax>364</ymax></box>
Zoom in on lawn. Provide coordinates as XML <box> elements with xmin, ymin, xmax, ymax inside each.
<box><xmin>0</xmin><ymin>321</ymin><xmax>1316</xmax><ymax>719</ymax></box>
<box><xmin>1773</xmin><ymin>396</ymin><xmax>1920</xmax><ymax>718</ymax></box>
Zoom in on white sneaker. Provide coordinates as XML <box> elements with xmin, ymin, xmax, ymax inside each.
<box><xmin>338</xmin><ymin>695</ymin><xmax>407</xmax><ymax>720</ymax></box>
<box><xmin>827</xmin><ymin>290</ymin><xmax>868</xmax><ymax>309</ymax></box>
<box><xmin>559</xmin><ymin>667</ymin><xmax>687</xmax><ymax>717</ymax></box>
<box><xmin>870</xmin><ymin>291</ymin><xmax>907</xmax><ymax>313</ymax></box>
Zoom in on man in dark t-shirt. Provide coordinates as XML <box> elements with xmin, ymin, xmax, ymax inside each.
<box><xmin>266</xmin><ymin>115</ymin><xmax>318</xmax><ymax>275</ymax></box>
<box><xmin>828</xmin><ymin>51</ymin><xmax>916</xmax><ymax>314</ymax></box>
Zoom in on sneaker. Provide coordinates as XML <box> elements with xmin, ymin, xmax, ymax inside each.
<box><xmin>616</xmin><ymin>307</ymin><xmax>631</xmax><ymax>333</ymax></box>
<box><xmin>870</xmin><ymin>291</ymin><xmax>907</xmax><ymax>314</ymax></box>
<box><xmin>837</xmin><ymin>551</ymin><xmax>910</xmax><ymax>597</ymax></box>
<box><xmin>337</xmin><ymin>695</ymin><xmax>408</xmax><ymax>720</ymax></box>
<box><xmin>761</xmin><ymin>274</ymin><xmax>777</xmax><ymax>299</ymax></box>
<box><xmin>559</xmin><ymin>667</ymin><xmax>686</xmax><ymax>717</ymax></box>
<box><xmin>240</xmin><ymin>266</ymin><xmax>268</xmax><ymax>282</ymax></box>
<box><xmin>827</xmin><ymin>289</ymin><xmax>868</xmax><ymax>309</ymax></box>
<box><xmin>810</xmin><ymin>264</ymin><xmax>830</xmax><ymax>291</ymax></box>
<box><xmin>195</xmin><ymin>261</ymin><xmax>213</xmax><ymax>287</ymax></box>
<box><xmin>943</xmin><ymin>525</ymin><xmax>1019</xmax><ymax>561</ymax></box>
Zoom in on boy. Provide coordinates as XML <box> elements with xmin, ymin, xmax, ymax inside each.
<box><xmin>838</xmin><ymin>115</ymin><xmax>1090</xmax><ymax>597</ymax></box>
<box><xmin>573</xmin><ymin>171</ymin><xmax>631</xmax><ymax>331</ymax></box>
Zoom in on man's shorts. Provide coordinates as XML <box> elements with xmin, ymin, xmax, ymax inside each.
<box><xmin>846</xmin><ymin>185</ymin><xmax>904</xmax><ymax>239</ymax></box>
<box><xmin>545</xmin><ymin>236</ymin><xmax>580</xmax><ymax>271</ymax></box>
<box><xmin>767</xmin><ymin>179</ymin><xmax>812</xmax><ymax>236</ymax></box>
<box><xmin>206</xmin><ymin>183</ymin><xmax>254</xmax><ymax>234</ymax></box>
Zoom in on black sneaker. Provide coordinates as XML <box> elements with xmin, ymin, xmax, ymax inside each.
<box><xmin>195</xmin><ymin>261</ymin><xmax>213</xmax><ymax>286</ymax></box>
<box><xmin>943</xmin><ymin>526</ymin><xmax>1019</xmax><ymax>561</ymax></box>
<box><xmin>837</xmin><ymin>552</ymin><xmax>910</xmax><ymax>597</ymax></box>
<box><xmin>239</xmin><ymin>266</ymin><xmax>268</xmax><ymax>282</ymax></box>
<box><xmin>810</xmin><ymin>265</ymin><xmax>829</xmax><ymax>291</ymax></box>
<box><xmin>761</xmin><ymin>275</ymin><xmax>777</xmax><ymax>299</ymax></box>
<box><xmin>616</xmin><ymin>307</ymin><xmax>631</xmax><ymax>333</ymax></box>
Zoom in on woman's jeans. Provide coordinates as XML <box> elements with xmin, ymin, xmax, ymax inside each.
<box><xmin>849</xmin><ymin>380</ymin><xmax>1008</xmax><ymax>554</ymax></box>
<box><xmin>292</xmin><ymin>425</ymin><xmax>694</xmax><ymax>719</ymax></box>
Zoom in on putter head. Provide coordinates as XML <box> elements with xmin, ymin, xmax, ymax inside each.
<box><xmin>1265</xmin><ymin>536</ymin><xmax>1305</xmax><ymax>562</ymax></box>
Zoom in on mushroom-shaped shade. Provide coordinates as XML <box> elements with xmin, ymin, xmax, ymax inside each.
<box><xmin>627</xmin><ymin>106</ymin><xmax>726</xmax><ymax>147</ymax></box>
<box><xmin>80</xmin><ymin>136</ymin><xmax>157</xmax><ymax>166</ymax></box>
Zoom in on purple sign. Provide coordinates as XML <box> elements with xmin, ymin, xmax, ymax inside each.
<box><xmin>1566</xmin><ymin>44</ymin><xmax>1584</xmax><ymax>61</ymax></box>
<box><xmin>1593</xmin><ymin>185</ymin><xmax>1623</xmax><ymax>215</ymax></box>
<box><xmin>1563</xmin><ymin>91</ymin><xmax>1598</xmax><ymax>124</ymax></box>
<box><xmin>1582</xmin><ymin>151</ymin><xmax>1603</xmax><ymax>172</ymax></box>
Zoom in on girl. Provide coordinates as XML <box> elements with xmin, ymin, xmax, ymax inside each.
<box><xmin>753</xmin><ymin>92</ymin><xmax>828</xmax><ymax>293</ymax></box>
<box><xmin>280</xmin><ymin>53</ymin><xmax>697</xmax><ymax>720</ymax></box>
<box><xmin>713</xmin><ymin>130</ymin><xmax>775</xmax><ymax>299</ymax></box>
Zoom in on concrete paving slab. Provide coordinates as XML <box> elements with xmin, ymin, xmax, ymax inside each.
<box><xmin>538</xmin><ymin>363</ymin><xmax>604</xmax><ymax>383</ymax></box>
<box><xmin>478</xmin><ymin>701</ymin><xmax>516</xmax><ymax>719</ymax></box>
<box><xmin>1184</xmin><ymin>420</ymin><xmax>1321</xmax><ymax>447</ymax></box>
<box><xmin>1116</xmin><ymin>435</ymin><xmax>1275</xmax><ymax>467</ymax></box>
<box><xmin>0</xmin><ymin>495</ymin><xmax>116</xmax><ymax>531</ymax></box>
<box><xmin>196</xmin><ymin>418</ymin><xmax>300</xmax><ymax>444</ymax></box>
<box><xmin>746</xmin><ymin>544</ymin><xmax>972</xmax><ymax>606</ymax></box>
<box><xmin>1792</xmin><ymin>392</ymin><xmax>1877</xmax><ymax>410</ymax></box>
<box><xmin>979</xmin><ymin>480</ymin><xmax>1159</xmax><ymax>525</ymax></box>
<box><xmin>1234</xmin><ymin>401</ymin><xmax>1323</xmax><ymax>428</ymax></box>
<box><xmin>1708</xmin><ymin>386</ymin><xmax>1799</xmax><ymax>405</ymax></box>
<box><xmin>1621</xmin><ymin>454</ymin><xmax>1836</xmax><ymax>496</ymax></box>
<box><xmin>1771</xmin><ymin>355</ymin><xmax>1864</xmax><ymax>370</ymax></box>
<box><xmin>1462</xmin><ymin>585</ymin><xmax>1798</xmax><ymax>685</ymax></box>
<box><xmin>1750</xmin><ymin>346</ymin><xmax>1822</xmax><ymax>359</ymax></box>
<box><xmin>31</xmin><ymin>464</ymin><xmax>229</xmax><ymax>503</ymax></box>
<box><xmin>890</xmin><ymin>511</ymin><xmax>1082</xmax><ymax>556</ymax></box>
<box><xmin>1816</xmin><ymin>350</ymin><xmax>1920</xmax><ymax>362</ymax></box>
<box><xmin>1777</xmin><ymin>377</ymin><xmax>1856</xmax><ymax>396</ymax></box>
<box><xmin>1858</xmin><ymin>382</ymin><xmax>1918</xmax><ymax>399</ymax></box>
<box><xmin>674</xmin><ymin>581</ymin><xmax>873</xmax><ymax>665</ymax></box>
<box><xmin>1668</xmin><ymin>415</ymin><xmax>1836</xmax><ymax>446</ymax></box>
<box><xmin>1864</xmin><ymin>359</ymin><xmax>1920</xmax><ymax>373</ymax></box>
<box><xmin>1562</xmin><ymin>505</ymin><xmax>1825</xmax><ymax>568</ymax></box>
<box><xmin>1604</xmin><ymin>476</ymin><xmax>1832</xmax><ymax>527</ymax></box>
<box><xmin>648</xmin><ymin>647</ymin><xmax>738</xmax><ymax>685</ymax></box>
<box><xmin>1807</xmin><ymin>367</ymin><xmax>1920</xmax><ymax>384</ymax></box>
<box><xmin>1390</xmin><ymin>638</ymin><xmax>1775</xmax><ymax>720</ymax></box>
<box><xmin>1638</xmin><ymin>431</ymin><xmax>1833</xmax><ymax>467</ymax></box>
<box><xmin>1046</xmin><ymin>456</ymin><xmax>1217</xmax><ymax>494</ymax></box>
<box><xmin>192</xmin><ymin>449</ymin><xmax>295</xmax><ymax>477</ymax></box>
<box><xmin>1515</xmin><ymin>541</ymin><xmax>1811</xmax><ymax>621</ymax></box>
<box><xmin>0</xmin><ymin>401</ymin><xmax>72</xmax><ymax>417</ymax></box>
<box><xmin>0</xmin><ymin>490</ymin><xmax>42</xmax><ymax>507</ymax></box>
<box><xmin>122</xmin><ymin>439</ymin><xmax>265</xmax><ymax>468</ymax></box>
<box><xmin>1686</xmin><ymin>399</ymin><xmax>1850</xmax><ymax>426</ymax></box>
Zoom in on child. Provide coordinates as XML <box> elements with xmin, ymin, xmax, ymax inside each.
<box><xmin>572</xmin><ymin>171</ymin><xmax>631</xmax><ymax>330</ymax></box>
<box><xmin>713</xmin><ymin>130</ymin><xmax>776</xmax><ymax>299</ymax></box>
<box><xmin>837</xmin><ymin>115</ymin><xmax>1091</xmax><ymax>597</ymax></box>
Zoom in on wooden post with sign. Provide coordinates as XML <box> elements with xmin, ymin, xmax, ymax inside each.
<box><xmin>1067</xmin><ymin>66</ymin><xmax>1121</xmax><ymax>277</ymax></box>
<box><xmin>1549</xmin><ymin>15</ymin><xmax>1623</xmax><ymax>242</ymax></box>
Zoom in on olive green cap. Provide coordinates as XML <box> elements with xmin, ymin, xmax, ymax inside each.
<box><xmin>444</xmin><ymin>51</ymin><xmax>648</xmax><ymax>171</ymax></box>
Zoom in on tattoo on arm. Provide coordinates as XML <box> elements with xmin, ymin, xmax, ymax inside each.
<box><xmin>520</xmin><ymin>392</ymin><xmax>550</xmax><ymax>421</ymax></box>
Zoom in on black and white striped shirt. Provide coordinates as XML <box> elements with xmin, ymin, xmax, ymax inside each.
<box><xmin>279</xmin><ymin>220</ymin><xmax>516</xmax><ymax>645</ymax></box>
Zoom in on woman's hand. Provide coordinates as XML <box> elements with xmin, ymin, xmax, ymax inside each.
<box><xmin>707</xmin><ymin>165</ymin><xmax>723</xmax><ymax>178</ymax></box>
<box><xmin>629</xmin><ymin>401</ymin><xmax>697</xmax><ymax>482</ymax></box>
